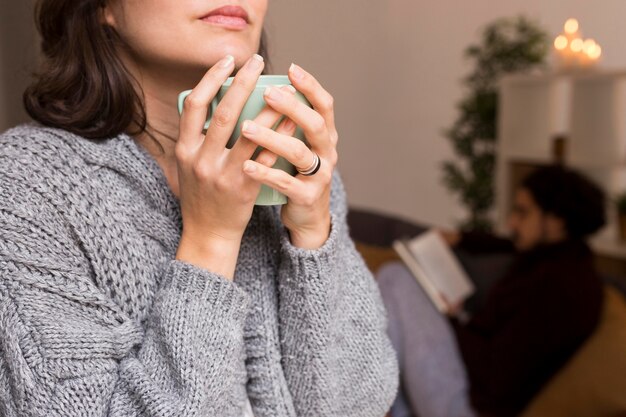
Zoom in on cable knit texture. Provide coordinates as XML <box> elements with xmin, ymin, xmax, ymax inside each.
<box><xmin>0</xmin><ymin>123</ymin><xmax>398</xmax><ymax>417</ymax></box>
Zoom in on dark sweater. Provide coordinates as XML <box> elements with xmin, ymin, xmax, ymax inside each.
<box><xmin>453</xmin><ymin>234</ymin><xmax>603</xmax><ymax>416</ymax></box>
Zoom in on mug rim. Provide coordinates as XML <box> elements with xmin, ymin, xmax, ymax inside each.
<box><xmin>222</xmin><ymin>75</ymin><xmax>290</xmax><ymax>88</ymax></box>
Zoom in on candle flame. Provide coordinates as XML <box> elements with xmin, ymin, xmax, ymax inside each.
<box><xmin>570</xmin><ymin>38</ymin><xmax>584</xmax><ymax>53</ymax></box>
<box><xmin>583</xmin><ymin>39</ymin><xmax>596</xmax><ymax>54</ymax></box>
<box><xmin>588</xmin><ymin>45</ymin><xmax>602</xmax><ymax>60</ymax></box>
<box><xmin>554</xmin><ymin>35</ymin><xmax>568</xmax><ymax>51</ymax></box>
<box><xmin>564</xmin><ymin>18</ymin><xmax>579</xmax><ymax>34</ymax></box>
<box><xmin>555</xmin><ymin>19</ymin><xmax>602</xmax><ymax>67</ymax></box>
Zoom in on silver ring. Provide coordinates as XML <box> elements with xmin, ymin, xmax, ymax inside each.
<box><xmin>297</xmin><ymin>153</ymin><xmax>321</xmax><ymax>176</ymax></box>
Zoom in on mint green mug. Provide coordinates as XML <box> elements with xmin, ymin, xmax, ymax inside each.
<box><xmin>178</xmin><ymin>75</ymin><xmax>311</xmax><ymax>206</ymax></box>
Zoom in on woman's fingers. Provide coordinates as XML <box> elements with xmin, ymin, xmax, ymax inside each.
<box><xmin>288</xmin><ymin>63</ymin><xmax>338</xmax><ymax>146</ymax></box>
<box><xmin>227</xmin><ymin>85</ymin><xmax>297</xmax><ymax>166</ymax></box>
<box><xmin>242</xmin><ymin>160</ymin><xmax>313</xmax><ymax>205</ymax></box>
<box><xmin>241</xmin><ymin>120</ymin><xmax>317</xmax><ymax>174</ymax></box>
<box><xmin>254</xmin><ymin>149</ymin><xmax>279</xmax><ymax>168</ymax></box>
<box><xmin>242</xmin><ymin>160</ymin><xmax>330</xmax><ymax>208</ymax></box>
<box><xmin>262</xmin><ymin>87</ymin><xmax>337</xmax><ymax>166</ymax></box>
<box><xmin>197</xmin><ymin>54</ymin><xmax>265</xmax><ymax>160</ymax></box>
<box><xmin>177</xmin><ymin>55</ymin><xmax>235</xmax><ymax>153</ymax></box>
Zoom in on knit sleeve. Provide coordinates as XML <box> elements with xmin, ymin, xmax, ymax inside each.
<box><xmin>275</xmin><ymin>171</ymin><xmax>399</xmax><ymax>417</ymax></box>
<box><xmin>0</xmin><ymin>179</ymin><xmax>250</xmax><ymax>416</ymax></box>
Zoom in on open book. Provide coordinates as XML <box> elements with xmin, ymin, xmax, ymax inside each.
<box><xmin>392</xmin><ymin>230</ymin><xmax>475</xmax><ymax>313</ymax></box>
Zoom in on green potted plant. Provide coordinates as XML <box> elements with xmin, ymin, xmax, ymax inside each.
<box><xmin>442</xmin><ymin>16</ymin><xmax>549</xmax><ymax>231</ymax></box>
<box><xmin>616</xmin><ymin>192</ymin><xmax>626</xmax><ymax>242</ymax></box>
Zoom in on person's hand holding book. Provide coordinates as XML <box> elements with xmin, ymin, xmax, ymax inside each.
<box><xmin>437</xmin><ymin>229</ymin><xmax>461</xmax><ymax>247</ymax></box>
<box><xmin>440</xmin><ymin>293</ymin><xmax>465</xmax><ymax>317</ymax></box>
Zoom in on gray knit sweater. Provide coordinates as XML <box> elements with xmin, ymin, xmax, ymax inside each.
<box><xmin>0</xmin><ymin>124</ymin><xmax>398</xmax><ymax>417</ymax></box>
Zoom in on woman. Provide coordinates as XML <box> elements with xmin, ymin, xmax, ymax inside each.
<box><xmin>0</xmin><ymin>1</ymin><xmax>398</xmax><ymax>416</ymax></box>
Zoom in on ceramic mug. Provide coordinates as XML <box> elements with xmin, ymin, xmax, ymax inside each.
<box><xmin>178</xmin><ymin>75</ymin><xmax>311</xmax><ymax>205</ymax></box>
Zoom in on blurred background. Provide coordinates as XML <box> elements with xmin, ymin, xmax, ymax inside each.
<box><xmin>267</xmin><ymin>0</ymin><xmax>626</xmax><ymax>230</ymax></box>
<box><xmin>4</xmin><ymin>0</ymin><xmax>626</xmax><ymax>229</ymax></box>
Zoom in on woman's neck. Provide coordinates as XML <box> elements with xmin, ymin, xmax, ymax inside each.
<box><xmin>131</xmin><ymin>69</ymin><xmax>187</xmax><ymax>156</ymax></box>
<box><xmin>122</xmin><ymin>56</ymin><xmax>208</xmax><ymax>198</ymax></box>
<box><xmin>132</xmin><ymin>80</ymin><xmax>182</xmax><ymax>197</ymax></box>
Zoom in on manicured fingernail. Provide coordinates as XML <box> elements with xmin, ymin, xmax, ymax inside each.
<box><xmin>243</xmin><ymin>161</ymin><xmax>257</xmax><ymax>173</ymax></box>
<box><xmin>220</xmin><ymin>55</ymin><xmax>234</xmax><ymax>68</ymax></box>
<box><xmin>242</xmin><ymin>120</ymin><xmax>257</xmax><ymax>134</ymax></box>
<box><xmin>289</xmin><ymin>63</ymin><xmax>305</xmax><ymax>80</ymax></box>
<box><xmin>284</xmin><ymin>85</ymin><xmax>297</xmax><ymax>94</ymax></box>
<box><xmin>249</xmin><ymin>54</ymin><xmax>264</xmax><ymax>70</ymax></box>
<box><xmin>264</xmin><ymin>87</ymin><xmax>283</xmax><ymax>101</ymax></box>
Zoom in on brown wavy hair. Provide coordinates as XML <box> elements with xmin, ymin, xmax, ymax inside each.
<box><xmin>23</xmin><ymin>0</ymin><xmax>268</xmax><ymax>142</ymax></box>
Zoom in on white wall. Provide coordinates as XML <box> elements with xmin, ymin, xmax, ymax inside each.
<box><xmin>265</xmin><ymin>0</ymin><xmax>626</xmax><ymax>227</ymax></box>
<box><xmin>3</xmin><ymin>1</ymin><xmax>626</xmax><ymax>228</ymax></box>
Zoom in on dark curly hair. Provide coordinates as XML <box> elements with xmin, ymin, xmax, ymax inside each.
<box><xmin>23</xmin><ymin>0</ymin><xmax>268</xmax><ymax>142</ymax></box>
<box><xmin>522</xmin><ymin>166</ymin><xmax>606</xmax><ymax>239</ymax></box>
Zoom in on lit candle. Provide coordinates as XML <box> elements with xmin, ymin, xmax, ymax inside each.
<box><xmin>570</xmin><ymin>38</ymin><xmax>584</xmax><ymax>53</ymax></box>
<box><xmin>588</xmin><ymin>44</ymin><xmax>602</xmax><ymax>61</ymax></box>
<box><xmin>553</xmin><ymin>18</ymin><xmax>602</xmax><ymax>71</ymax></box>
<box><xmin>554</xmin><ymin>35</ymin><xmax>568</xmax><ymax>51</ymax></box>
<box><xmin>564</xmin><ymin>18</ymin><xmax>579</xmax><ymax>35</ymax></box>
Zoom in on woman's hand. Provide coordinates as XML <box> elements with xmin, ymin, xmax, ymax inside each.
<box><xmin>174</xmin><ymin>54</ymin><xmax>297</xmax><ymax>278</ymax></box>
<box><xmin>240</xmin><ymin>64</ymin><xmax>339</xmax><ymax>249</ymax></box>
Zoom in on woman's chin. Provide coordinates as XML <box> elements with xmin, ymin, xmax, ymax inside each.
<box><xmin>139</xmin><ymin>45</ymin><xmax>260</xmax><ymax>86</ymax></box>
<box><xmin>203</xmin><ymin>41</ymin><xmax>260</xmax><ymax>65</ymax></box>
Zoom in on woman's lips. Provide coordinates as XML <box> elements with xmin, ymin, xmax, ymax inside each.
<box><xmin>200</xmin><ymin>6</ymin><xmax>249</xmax><ymax>30</ymax></box>
<box><xmin>202</xmin><ymin>15</ymin><xmax>247</xmax><ymax>29</ymax></box>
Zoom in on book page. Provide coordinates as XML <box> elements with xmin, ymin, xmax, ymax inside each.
<box><xmin>392</xmin><ymin>240</ymin><xmax>447</xmax><ymax>312</ymax></box>
<box><xmin>406</xmin><ymin>230</ymin><xmax>475</xmax><ymax>305</ymax></box>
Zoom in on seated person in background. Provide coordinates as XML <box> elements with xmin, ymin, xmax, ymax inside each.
<box><xmin>377</xmin><ymin>166</ymin><xmax>606</xmax><ymax>417</ymax></box>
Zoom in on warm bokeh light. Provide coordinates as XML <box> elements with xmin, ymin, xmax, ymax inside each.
<box><xmin>555</xmin><ymin>18</ymin><xmax>602</xmax><ymax>69</ymax></box>
<box><xmin>564</xmin><ymin>18</ymin><xmax>579</xmax><ymax>34</ymax></box>
<box><xmin>570</xmin><ymin>38</ymin><xmax>584</xmax><ymax>53</ymax></box>
<box><xmin>583</xmin><ymin>39</ymin><xmax>597</xmax><ymax>54</ymax></box>
<box><xmin>588</xmin><ymin>45</ymin><xmax>602</xmax><ymax>60</ymax></box>
<box><xmin>554</xmin><ymin>35</ymin><xmax>568</xmax><ymax>51</ymax></box>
